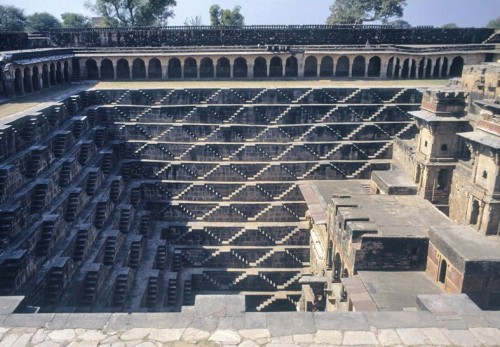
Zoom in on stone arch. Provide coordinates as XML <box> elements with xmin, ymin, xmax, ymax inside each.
<box><xmin>387</xmin><ymin>57</ymin><xmax>401</xmax><ymax>78</ymax></box>
<box><xmin>42</xmin><ymin>64</ymin><xmax>49</xmax><ymax>88</ymax></box>
<box><xmin>200</xmin><ymin>58</ymin><xmax>214</xmax><ymax>78</ymax></box>
<box><xmin>148</xmin><ymin>58</ymin><xmax>162</xmax><ymax>79</ymax></box>
<box><xmin>304</xmin><ymin>56</ymin><xmax>317</xmax><ymax>77</ymax></box>
<box><xmin>86</xmin><ymin>59</ymin><xmax>99</xmax><ymax>79</ymax></box>
<box><xmin>367</xmin><ymin>56</ymin><xmax>381</xmax><ymax>77</ymax></box>
<box><xmin>253</xmin><ymin>57</ymin><xmax>267</xmax><ymax>78</ymax></box>
<box><xmin>56</xmin><ymin>62</ymin><xmax>63</xmax><ymax>83</ymax></box>
<box><xmin>49</xmin><ymin>63</ymin><xmax>56</xmax><ymax>85</ymax></box>
<box><xmin>168</xmin><ymin>58</ymin><xmax>182</xmax><ymax>79</ymax></box>
<box><xmin>71</xmin><ymin>58</ymin><xmax>80</xmax><ymax>81</ymax></box>
<box><xmin>285</xmin><ymin>56</ymin><xmax>298</xmax><ymax>77</ymax></box>
<box><xmin>184</xmin><ymin>58</ymin><xmax>197</xmax><ymax>79</ymax></box>
<box><xmin>216</xmin><ymin>57</ymin><xmax>230</xmax><ymax>78</ymax></box>
<box><xmin>14</xmin><ymin>68</ymin><xmax>23</xmax><ymax>95</ymax></box>
<box><xmin>438</xmin><ymin>259</ymin><xmax>447</xmax><ymax>283</ymax></box>
<box><xmin>270</xmin><ymin>57</ymin><xmax>283</xmax><ymax>77</ymax></box>
<box><xmin>333</xmin><ymin>253</ymin><xmax>342</xmax><ymax>282</ymax></box>
<box><xmin>335</xmin><ymin>56</ymin><xmax>349</xmax><ymax>77</ymax></box>
<box><xmin>132</xmin><ymin>58</ymin><xmax>146</xmax><ymax>79</ymax></box>
<box><xmin>449</xmin><ymin>56</ymin><xmax>464</xmax><ymax>77</ymax></box>
<box><xmin>418</xmin><ymin>58</ymin><xmax>431</xmax><ymax>79</ymax></box>
<box><xmin>32</xmin><ymin>66</ymin><xmax>40</xmax><ymax>91</ymax></box>
<box><xmin>233</xmin><ymin>57</ymin><xmax>248</xmax><ymax>78</ymax></box>
<box><xmin>101</xmin><ymin>59</ymin><xmax>114</xmax><ymax>80</ymax></box>
<box><xmin>116</xmin><ymin>59</ymin><xmax>130</xmax><ymax>79</ymax></box>
<box><xmin>470</xmin><ymin>199</ymin><xmax>480</xmax><ymax>225</ymax></box>
<box><xmin>352</xmin><ymin>56</ymin><xmax>366</xmax><ymax>77</ymax></box>
<box><xmin>64</xmin><ymin>61</ymin><xmax>69</xmax><ymax>82</ymax></box>
<box><xmin>401</xmin><ymin>58</ymin><xmax>417</xmax><ymax>79</ymax></box>
<box><xmin>437</xmin><ymin>169</ymin><xmax>449</xmax><ymax>190</ymax></box>
<box><xmin>23</xmin><ymin>67</ymin><xmax>32</xmax><ymax>93</ymax></box>
<box><xmin>320</xmin><ymin>56</ymin><xmax>334</xmax><ymax>77</ymax></box>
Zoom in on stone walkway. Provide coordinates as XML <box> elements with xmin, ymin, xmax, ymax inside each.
<box><xmin>1</xmin><ymin>296</ymin><xmax>499</xmax><ymax>346</ymax></box>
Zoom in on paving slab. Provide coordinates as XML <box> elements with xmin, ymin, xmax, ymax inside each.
<box><xmin>364</xmin><ymin>311</ymin><xmax>437</xmax><ymax>329</ymax></box>
<box><xmin>469</xmin><ymin>327</ymin><xmax>500</xmax><ymax>345</ymax></box>
<box><xmin>375</xmin><ymin>329</ymin><xmax>402</xmax><ymax>346</ymax></box>
<box><xmin>267</xmin><ymin>312</ymin><xmax>316</xmax><ymax>337</ymax></box>
<box><xmin>314</xmin><ymin>312</ymin><xmax>369</xmax><ymax>331</ymax></box>
<box><xmin>209</xmin><ymin>329</ymin><xmax>242</xmax><ymax>344</ymax></box>
<box><xmin>0</xmin><ymin>297</ymin><xmax>24</xmax><ymax>315</ymax></box>
<box><xmin>243</xmin><ymin>313</ymin><xmax>267</xmax><ymax>329</ymax></box>
<box><xmin>181</xmin><ymin>327</ymin><xmax>211</xmax><ymax>342</ymax></box>
<box><xmin>313</xmin><ymin>330</ymin><xmax>342</xmax><ymax>344</ymax></box>
<box><xmin>64</xmin><ymin>314</ymin><xmax>111</xmax><ymax>329</ymax></box>
<box><xmin>342</xmin><ymin>331</ymin><xmax>378</xmax><ymax>345</ymax></box>
<box><xmin>103</xmin><ymin>313</ymin><xmax>131</xmax><ymax>331</ymax></box>
<box><xmin>3</xmin><ymin>314</ymin><xmax>54</xmax><ymax>328</ymax></box>
<box><xmin>397</xmin><ymin>328</ymin><xmax>431</xmax><ymax>345</ymax></box>
<box><xmin>442</xmin><ymin>329</ymin><xmax>482</xmax><ymax>347</ymax></box>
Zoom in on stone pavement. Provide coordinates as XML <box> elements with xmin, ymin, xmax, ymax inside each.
<box><xmin>1</xmin><ymin>295</ymin><xmax>500</xmax><ymax>346</ymax></box>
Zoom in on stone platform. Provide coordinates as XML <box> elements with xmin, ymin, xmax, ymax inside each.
<box><xmin>0</xmin><ymin>295</ymin><xmax>499</xmax><ymax>346</ymax></box>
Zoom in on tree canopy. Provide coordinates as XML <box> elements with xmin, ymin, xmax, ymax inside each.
<box><xmin>0</xmin><ymin>5</ymin><xmax>27</xmax><ymax>31</ymax></box>
<box><xmin>209</xmin><ymin>4</ymin><xmax>244</xmax><ymax>26</ymax></box>
<box><xmin>486</xmin><ymin>16</ymin><xmax>500</xmax><ymax>29</ymax></box>
<box><xmin>441</xmin><ymin>23</ymin><xmax>458</xmax><ymax>29</ymax></box>
<box><xmin>27</xmin><ymin>12</ymin><xmax>62</xmax><ymax>32</ymax></box>
<box><xmin>326</xmin><ymin>0</ymin><xmax>407</xmax><ymax>25</ymax></box>
<box><xmin>387</xmin><ymin>19</ymin><xmax>411</xmax><ymax>28</ymax></box>
<box><xmin>184</xmin><ymin>16</ymin><xmax>204</xmax><ymax>26</ymax></box>
<box><xmin>61</xmin><ymin>13</ymin><xmax>92</xmax><ymax>28</ymax></box>
<box><xmin>85</xmin><ymin>0</ymin><xmax>177</xmax><ymax>27</ymax></box>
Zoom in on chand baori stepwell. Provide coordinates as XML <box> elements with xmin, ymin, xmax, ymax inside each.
<box><xmin>0</xmin><ymin>24</ymin><xmax>499</xmax><ymax>322</ymax></box>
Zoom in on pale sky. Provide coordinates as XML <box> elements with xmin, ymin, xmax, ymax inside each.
<box><xmin>1</xmin><ymin>0</ymin><xmax>499</xmax><ymax>27</ymax></box>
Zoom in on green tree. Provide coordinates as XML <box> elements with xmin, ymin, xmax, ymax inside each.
<box><xmin>209</xmin><ymin>4</ymin><xmax>244</xmax><ymax>26</ymax></box>
<box><xmin>387</xmin><ymin>19</ymin><xmax>411</xmax><ymax>28</ymax></box>
<box><xmin>184</xmin><ymin>16</ymin><xmax>204</xmax><ymax>26</ymax></box>
<box><xmin>442</xmin><ymin>23</ymin><xmax>458</xmax><ymax>29</ymax></box>
<box><xmin>0</xmin><ymin>5</ymin><xmax>27</xmax><ymax>31</ymax></box>
<box><xmin>327</xmin><ymin>0</ymin><xmax>407</xmax><ymax>25</ymax></box>
<box><xmin>27</xmin><ymin>12</ymin><xmax>62</xmax><ymax>32</ymax></box>
<box><xmin>85</xmin><ymin>0</ymin><xmax>177</xmax><ymax>27</ymax></box>
<box><xmin>486</xmin><ymin>16</ymin><xmax>500</xmax><ymax>29</ymax></box>
<box><xmin>61</xmin><ymin>13</ymin><xmax>92</xmax><ymax>28</ymax></box>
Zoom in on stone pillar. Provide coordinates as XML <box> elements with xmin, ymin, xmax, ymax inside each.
<box><xmin>97</xmin><ymin>64</ymin><xmax>101</xmax><ymax>79</ymax></box>
<box><xmin>230</xmin><ymin>62</ymin><xmax>234</xmax><ymax>79</ymax></box>
<box><xmin>248</xmin><ymin>64</ymin><xmax>254</xmax><ymax>79</ymax></box>
<box><xmin>162</xmin><ymin>58</ymin><xmax>168</xmax><ymax>79</ymax></box>
<box><xmin>392</xmin><ymin>56</ymin><xmax>397</xmax><ymax>78</ymax></box>
<box><xmin>38</xmin><ymin>67</ymin><xmax>43</xmax><ymax>89</ymax></box>
<box><xmin>408</xmin><ymin>58</ymin><xmax>413</xmax><ymax>79</ymax></box>
<box><xmin>380</xmin><ymin>58</ymin><xmax>388</xmax><ymax>78</ymax></box>
<box><xmin>18</xmin><ymin>71</ymin><xmax>25</xmax><ymax>96</ymax></box>
<box><xmin>316</xmin><ymin>62</ymin><xmax>321</xmax><ymax>78</ymax></box>
<box><xmin>282</xmin><ymin>62</ymin><xmax>286</xmax><ymax>77</ymax></box>
<box><xmin>26</xmin><ymin>69</ymin><xmax>33</xmax><ymax>93</ymax></box>
<box><xmin>423</xmin><ymin>58</ymin><xmax>428</xmax><ymax>79</ymax></box>
<box><xmin>446</xmin><ymin>59</ymin><xmax>452</xmax><ymax>77</ymax></box>
<box><xmin>438</xmin><ymin>57</ymin><xmax>445</xmax><ymax>78</ymax></box>
<box><xmin>266</xmin><ymin>61</ymin><xmax>270</xmax><ymax>78</ymax></box>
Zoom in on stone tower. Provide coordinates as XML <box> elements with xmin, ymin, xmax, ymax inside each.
<box><xmin>409</xmin><ymin>89</ymin><xmax>471</xmax><ymax>212</ymax></box>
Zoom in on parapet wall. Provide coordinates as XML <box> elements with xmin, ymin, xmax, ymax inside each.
<box><xmin>48</xmin><ymin>26</ymin><xmax>495</xmax><ymax>48</ymax></box>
